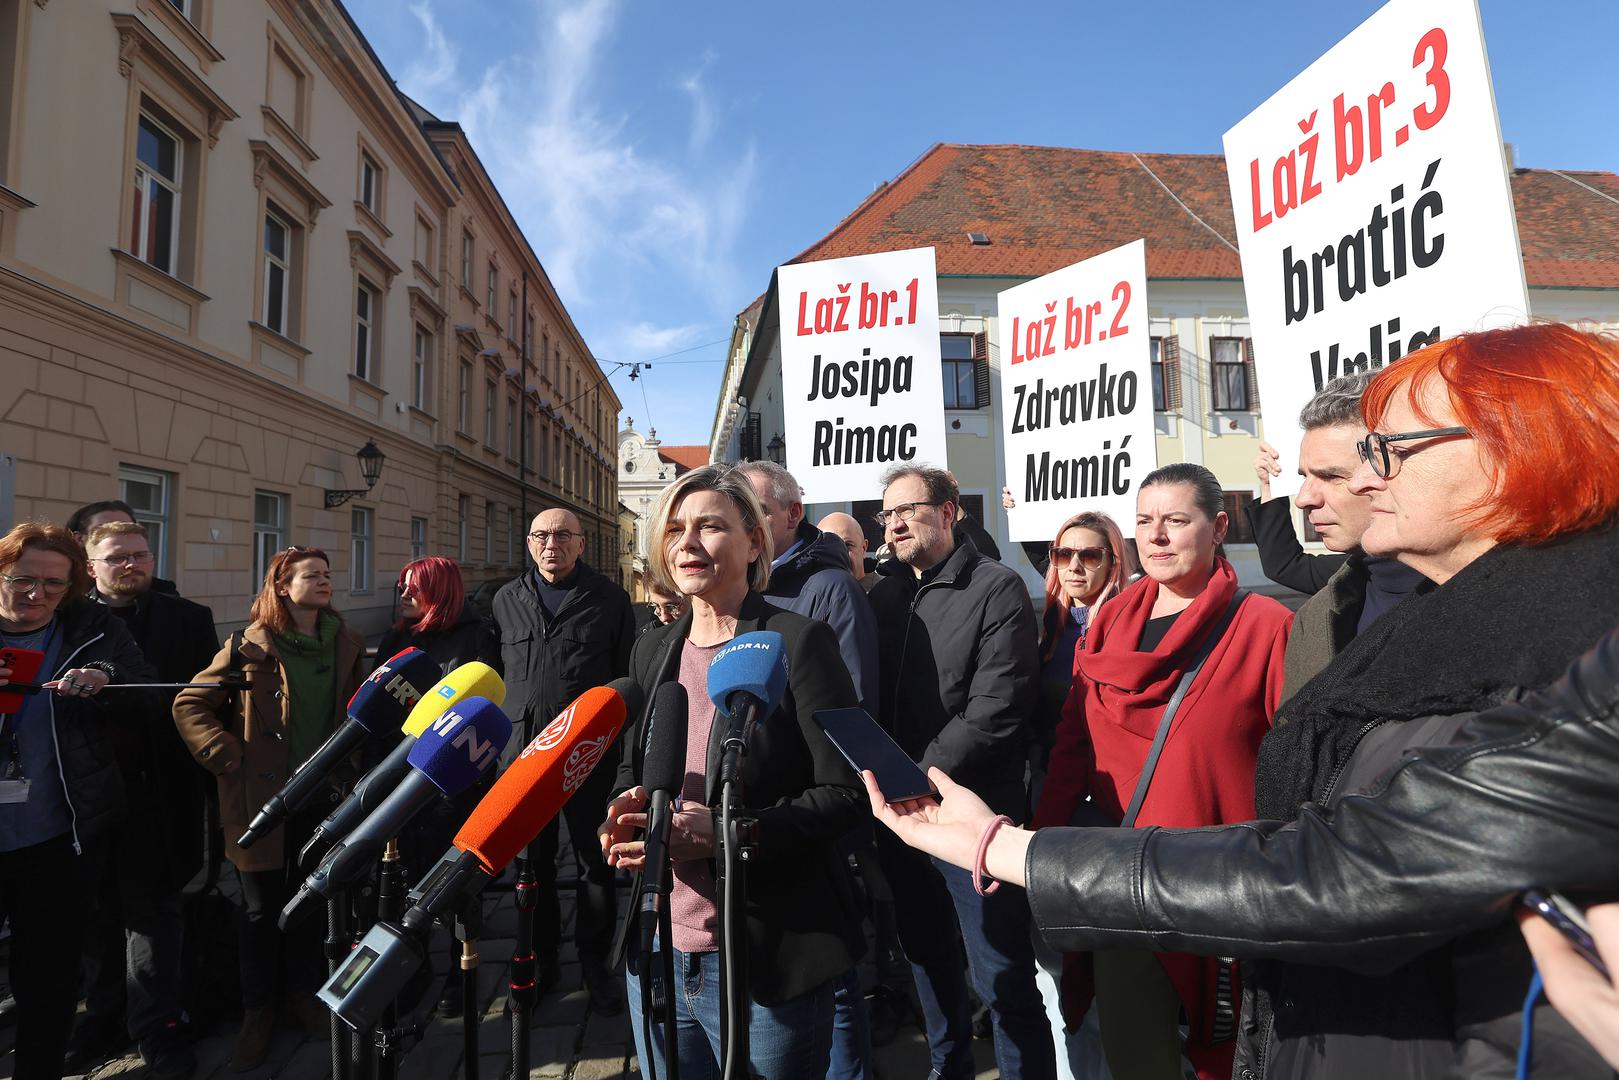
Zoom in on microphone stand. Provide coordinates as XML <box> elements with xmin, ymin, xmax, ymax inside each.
<box><xmin>637</xmin><ymin>790</ymin><xmax>680</xmax><ymax>1080</ymax></box>
<box><xmin>373</xmin><ymin>838</ymin><xmax>410</xmax><ymax>1080</ymax></box>
<box><xmin>454</xmin><ymin>911</ymin><xmax>479</xmax><ymax>1080</ymax></box>
<box><xmin>715</xmin><ymin>721</ymin><xmax>757</xmax><ymax>1080</ymax></box>
<box><xmin>324</xmin><ymin>892</ymin><xmax>352</xmax><ymax>1080</ymax></box>
<box><xmin>507</xmin><ymin>843</ymin><xmax>538</xmax><ymax>1080</ymax></box>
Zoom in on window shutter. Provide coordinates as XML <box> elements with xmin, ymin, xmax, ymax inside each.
<box><xmin>972</xmin><ymin>332</ymin><xmax>992</xmax><ymax>409</ymax></box>
<box><xmin>741</xmin><ymin>411</ymin><xmax>761</xmax><ymax>461</ymax></box>
<box><xmin>1243</xmin><ymin>337</ymin><xmax>1261</xmax><ymax>410</ymax></box>
<box><xmin>1162</xmin><ymin>334</ymin><xmax>1183</xmax><ymax>411</ymax></box>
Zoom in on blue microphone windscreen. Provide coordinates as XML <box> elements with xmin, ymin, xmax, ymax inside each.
<box><xmin>706</xmin><ymin>631</ymin><xmax>787</xmax><ymax>718</ymax></box>
<box><xmin>408</xmin><ymin>696</ymin><xmax>513</xmax><ymax>795</ymax></box>
<box><xmin>347</xmin><ymin>650</ymin><xmax>444</xmax><ymax>734</ymax></box>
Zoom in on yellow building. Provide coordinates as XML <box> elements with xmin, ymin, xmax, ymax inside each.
<box><xmin>0</xmin><ymin>0</ymin><xmax>621</xmax><ymax>632</ymax></box>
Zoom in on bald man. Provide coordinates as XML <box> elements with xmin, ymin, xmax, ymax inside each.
<box><xmin>817</xmin><ymin>512</ymin><xmax>875</xmax><ymax>590</ymax></box>
<box><xmin>494</xmin><ymin>507</ymin><xmax>636</xmax><ymax>1013</ymax></box>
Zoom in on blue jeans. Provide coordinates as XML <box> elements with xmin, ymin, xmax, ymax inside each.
<box><xmin>827</xmin><ymin>966</ymin><xmax>873</xmax><ymax>1079</ymax></box>
<box><xmin>627</xmin><ymin>947</ymin><xmax>834</xmax><ymax>1080</ymax></box>
<box><xmin>881</xmin><ymin>833</ymin><xmax>1056</xmax><ymax>1079</ymax></box>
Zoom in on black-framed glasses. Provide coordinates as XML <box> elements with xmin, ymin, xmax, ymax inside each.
<box><xmin>1</xmin><ymin>574</ymin><xmax>71</xmax><ymax>597</ymax></box>
<box><xmin>1050</xmin><ymin>545</ymin><xmax>1109</xmax><ymax>571</ymax></box>
<box><xmin>528</xmin><ymin>529</ymin><xmax>577</xmax><ymax>547</ymax></box>
<box><xmin>872</xmin><ymin>501</ymin><xmax>942</xmax><ymax>528</ymax></box>
<box><xmin>1356</xmin><ymin>427</ymin><xmax>1471</xmax><ymax>479</ymax></box>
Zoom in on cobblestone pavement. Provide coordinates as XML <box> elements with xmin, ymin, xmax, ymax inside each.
<box><xmin>0</xmin><ymin>836</ymin><xmax>999</xmax><ymax>1080</ymax></box>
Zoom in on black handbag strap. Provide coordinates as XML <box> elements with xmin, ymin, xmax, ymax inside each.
<box><xmin>1120</xmin><ymin>588</ymin><xmax>1248</xmax><ymax>829</ymax></box>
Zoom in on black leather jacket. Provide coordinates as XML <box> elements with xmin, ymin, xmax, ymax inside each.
<box><xmin>1026</xmin><ymin>626</ymin><xmax>1619</xmax><ymax>1080</ymax></box>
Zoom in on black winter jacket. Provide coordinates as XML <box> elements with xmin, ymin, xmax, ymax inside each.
<box><xmin>493</xmin><ymin>563</ymin><xmax>635</xmax><ymax>766</ymax></box>
<box><xmin>376</xmin><ymin>602</ymin><xmax>501</xmax><ymax>680</ymax></box>
<box><xmin>869</xmin><ymin>538</ymin><xmax>1038</xmax><ymax>820</ymax></box>
<box><xmin>763</xmin><ymin>521</ymin><xmax>879</xmax><ymax>715</ymax></box>
<box><xmin>1025</xmin><ymin>625</ymin><xmax>1619</xmax><ymax>1080</ymax></box>
<box><xmin>612</xmin><ymin>592</ymin><xmax>866</xmax><ymax>1005</ymax></box>
<box><xmin>30</xmin><ymin>600</ymin><xmax>159</xmax><ymax>848</ymax></box>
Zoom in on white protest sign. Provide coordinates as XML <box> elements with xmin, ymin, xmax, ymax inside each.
<box><xmin>1223</xmin><ymin>0</ymin><xmax>1527</xmax><ymax>497</ymax></box>
<box><xmin>778</xmin><ymin>247</ymin><xmax>947</xmax><ymax>504</ymax></box>
<box><xmin>998</xmin><ymin>240</ymin><xmax>1155</xmax><ymax>542</ymax></box>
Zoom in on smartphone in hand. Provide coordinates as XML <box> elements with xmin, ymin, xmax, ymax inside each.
<box><xmin>1522</xmin><ymin>889</ymin><xmax>1610</xmax><ymax>979</ymax></box>
<box><xmin>0</xmin><ymin>647</ymin><xmax>46</xmax><ymax>717</ymax></box>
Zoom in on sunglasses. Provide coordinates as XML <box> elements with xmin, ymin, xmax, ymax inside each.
<box><xmin>1050</xmin><ymin>546</ymin><xmax>1109</xmax><ymax>570</ymax></box>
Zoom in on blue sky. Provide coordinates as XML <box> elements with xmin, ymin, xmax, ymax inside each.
<box><xmin>345</xmin><ymin>0</ymin><xmax>1619</xmax><ymax>447</ymax></box>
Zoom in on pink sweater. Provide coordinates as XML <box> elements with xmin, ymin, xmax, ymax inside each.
<box><xmin>669</xmin><ymin>639</ymin><xmax>721</xmax><ymax>953</ymax></box>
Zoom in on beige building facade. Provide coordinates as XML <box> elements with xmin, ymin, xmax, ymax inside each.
<box><xmin>0</xmin><ymin>0</ymin><xmax>621</xmax><ymax>634</ymax></box>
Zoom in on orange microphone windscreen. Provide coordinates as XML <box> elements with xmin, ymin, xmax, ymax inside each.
<box><xmin>452</xmin><ymin>683</ymin><xmax>628</xmax><ymax>874</ymax></box>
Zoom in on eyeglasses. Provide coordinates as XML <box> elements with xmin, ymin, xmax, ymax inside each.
<box><xmin>1</xmin><ymin>574</ymin><xmax>72</xmax><ymax>597</ymax></box>
<box><xmin>647</xmin><ymin>602</ymin><xmax>685</xmax><ymax>617</ymax></box>
<box><xmin>527</xmin><ymin>530</ymin><xmax>577</xmax><ymax>547</ymax></box>
<box><xmin>89</xmin><ymin>552</ymin><xmax>154</xmax><ymax>567</ymax></box>
<box><xmin>872</xmin><ymin>502</ymin><xmax>942</xmax><ymax>528</ymax></box>
<box><xmin>1356</xmin><ymin>427</ymin><xmax>1471</xmax><ymax>479</ymax></box>
<box><xmin>1050</xmin><ymin>546</ymin><xmax>1109</xmax><ymax>570</ymax></box>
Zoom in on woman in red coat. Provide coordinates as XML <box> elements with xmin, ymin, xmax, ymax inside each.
<box><xmin>1033</xmin><ymin>462</ymin><xmax>1292</xmax><ymax>1080</ymax></box>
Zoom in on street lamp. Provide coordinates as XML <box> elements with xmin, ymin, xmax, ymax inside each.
<box><xmin>766</xmin><ymin>434</ymin><xmax>785</xmax><ymax>464</ymax></box>
<box><xmin>323</xmin><ymin>439</ymin><xmax>386</xmax><ymax>508</ymax></box>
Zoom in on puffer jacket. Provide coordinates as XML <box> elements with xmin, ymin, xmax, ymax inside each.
<box><xmin>1024</xmin><ymin>625</ymin><xmax>1619</xmax><ymax>1080</ymax></box>
<box><xmin>172</xmin><ymin>619</ymin><xmax>367</xmax><ymax>872</ymax></box>
<box><xmin>763</xmin><ymin>520</ymin><xmax>878</xmax><ymax>715</ymax></box>
<box><xmin>30</xmin><ymin>600</ymin><xmax>158</xmax><ymax>847</ymax></box>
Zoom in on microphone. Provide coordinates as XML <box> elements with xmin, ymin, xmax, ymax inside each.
<box><xmin>238</xmin><ymin>648</ymin><xmax>442</xmax><ymax>849</ymax></box>
<box><xmin>706</xmin><ymin>631</ymin><xmax>788</xmax><ymax>745</ymax></box>
<box><xmin>401</xmin><ymin>679</ymin><xmax>636</xmax><ymax>932</ymax></box>
<box><xmin>300</xmin><ymin>661</ymin><xmax>505</xmax><ymax>863</ymax></box>
<box><xmin>281</xmin><ymin>697</ymin><xmax>512</xmax><ymax>927</ymax></box>
<box><xmin>638</xmin><ymin>682</ymin><xmax>688</xmax><ymax>959</ymax></box>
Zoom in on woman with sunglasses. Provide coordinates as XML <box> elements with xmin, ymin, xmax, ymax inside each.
<box><xmin>174</xmin><ymin>547</ymin><xmax>367</xmax><ymax>1071</ymax></box>
<box><xmin>871</xmin><ymin>323</ymin><xmax>1619</xmax><ymax>1080</ymax></box>
<box><xmin>1030</xmin><ymin>464</ymin><xmax>1293</xmax><ymax>1080</ymax></box>
<box><xmin>0</xmin><ymin>522</ymin><xmax>155</xmax><ymax>1080</ymax></box>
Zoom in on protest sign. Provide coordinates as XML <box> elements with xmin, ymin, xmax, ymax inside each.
<box><xmin>778</xmin><ymin>247</ymin><xmax>947</xmax><ymax>503</ymax></box>
<box><xmin>1223</xmin><ymin>0</ymin><xmax>1527</xmax><ymax>496</ymax></box>
<box><xmin>998</xmin><ymin>240</ymin><xmax>1155</xmax><ymax>542</ymax></box>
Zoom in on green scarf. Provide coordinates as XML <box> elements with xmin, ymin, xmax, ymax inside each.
<box><xmin>274</xmin><ymin>611</ymin><xmax>340</xmax><ymax>770</ymax></box>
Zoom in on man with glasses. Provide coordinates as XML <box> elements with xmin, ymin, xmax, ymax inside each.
<box><xmin>867</xmin><ymin>465</ymin><xmax>1055</xmax><ymax>1080</ymax></box>
<box><xmin>642</xmin><ymin>584</ymin><xmax>686</xmax><ymax>630</ymax></box>
<box><xmin>66</xmin><ymin>522</ymin><xmax>217</xmax><ymax>1079</ymax></box>
<box><xmin>67</xmin><ymin>501</ymin><xmax>179</xmax><ymax>597</ymax></box>
<box><xmin>1249</xmin><ymin>374</ymin><xmax>1432</xmax><ymax>700</ymax></box>
<box><xmin>493</xmin><ymin>508</ymin><xmax>635</xmax><ymax>1014</ymax></box>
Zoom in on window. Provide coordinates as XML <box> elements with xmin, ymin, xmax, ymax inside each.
<box><xmin>484</xmin><ymin>377</ymin><xmax>497</xmax><ymax>445</ymax></box>
<box><xmin>1222</xmin><ymin>492</ymin><xmax>1257</xmax><ymax>544</ymax></box>
<box><xmin>457</xmin><ymin>495</ymin><xmax>470</xmax><ymax>561</ymax></box>
<box><xmin>504</xmin><ymin>505</ymin><xmax>515</xmax><ymax>564</ymax></box>
<box><xmin>484</xmin><ymin>500</ymin><xmax>495</xmax><ymax>564</ymax></box>
<box><xmin>524</xmin><ymin>311</ymin><xmax>535</xmax><ymax>353</ymax></box>
<box><xmin>1210</xmin><ymin>336</ymin><xmax>1251</xmax><ymax>411</ymax></box>
<box><xmin>410</xmin><ymin>516</ymin><xmax>428</xmax><ymax>560</ymax></box>
<box><xmin>354</xmin><ymin>279</ymin><xmax>376</xmax><ymax>381</ymax></box>
<box><xmin>252</xmin><ymin>490</ymin><xmax>286</xmax><ymax>589</ymax></box>
<box><xmin>119</xmin><ymin>465</ymin><xmax>172</xmax><ymax>576</ymax></box>
<box><xmin>940</xmin><ymin>333</ymin><xmax>987</xmax><ymax>410</ymax></box>
<box><xmin>262</xmin><ymin>210</ymin><xmax>289</xmax><ymax>335</ymax></box>
<box><xmin>460</xmin><ymin>231</ymin><xmax>473</xmax><ymax>290</ymax></box>
<box><xmin>525</xmin><ymin>406</ymin><xmax>536</xmax><ymax>470</ymax></box>
<box><xmin>359</xmin><ymin>152</ymin><xmax>380</xmax><ymax>215</ymax></box>
<box><xmin>486</xmin><ymin>263</ymin><xmax>497</xmax><ymax>315</ymax></box>
<box><xmin>457</xmin><ymin>360</ymin><xmax>472</xmax><ymax>432</ymax></box>
<box><xmin>552</xmin><ymin>433</ymin><xmax>561</xmax><ymax>484</ymax></box>
<box><xmin>1150</xmin><ymin>335</ymin><xmax>1184</xmax><ymax>412</ymax></box>
<box><xmin>507</xmin><ymin>286</ymin><xmax>517</xmax><ymax>342</ymax></box>
<box><xmin>350</xmin><ymin>507</ymin><xmax>373</xmax><ymax>593</ymax></box>
<box><xmin>131</xmin><ymin>113</ymin><xmax>181</xmax><ymax>274</ymax></box>
<box><xmin>266</xmin><ymin>39</ymin><xmax>307</xmax><ymax>142</ymax></box>
<box><xmin>412</xmin><ymin>326</ymin><xmax>429</xmax><ymax>410</ymax></box>
<box><xmin>413</xmin><ymin>214</ymin><xmax>434</xmax><ymax>276</ymax></box>
<box><xmin>167</xmin><ymin>0</ymin><xmax>191</xmax><ymax>17</ymax></box>
<box><xmin>507</xmin><ymin>392</ymin><xmax>518</xmax><ymax>459</ymax></box>
<box><xmin>541</xmin><ymin>334</ymin><xmax>550</xmax><ymax>382</ymax></box>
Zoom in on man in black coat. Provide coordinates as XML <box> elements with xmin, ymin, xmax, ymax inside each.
<box><xmin>69</xmin><ymin>522</ymin><xmax>217</xmax><ymax>1079</ymax></box>
<box><xmin>494</xmin><ymin>508</ymin><xmax>636</xmax><ymax>1013</ymax></box>
<box><xmin>868</xmin><ymin>465</ymin><xmax>1054</xmax><ymax>1080</ymax></box>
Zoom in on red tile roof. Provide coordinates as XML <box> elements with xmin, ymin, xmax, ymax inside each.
<box><xmin>775</xmin><ymin>143</ymin><xmax>1619</xmax><ymax>291</ymax></box>
<box><xmin>657</xmin><ymin>445</ymin><xmax>710</xmax><ymax>474</ymax></box>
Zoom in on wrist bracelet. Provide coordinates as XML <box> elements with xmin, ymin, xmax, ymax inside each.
<box><xmin>973</xmin><ymin>814</ymin><xmax>1013</xmax><ymax>896</ymax></box>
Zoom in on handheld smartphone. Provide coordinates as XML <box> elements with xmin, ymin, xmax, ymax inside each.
<box><xmin>0</xmin><ymin>647</ymin><xmax>46</xmax><ymax>717</ymax></box>
<box><xmin>814</xmin><ymin>707</ymin><xmax>936</xmax><ymax>803</ymax></box>
<box><xmin>1522</xmin><ymin>889</ymin><xmax>1610</xmax><ymax>979</ymax></box>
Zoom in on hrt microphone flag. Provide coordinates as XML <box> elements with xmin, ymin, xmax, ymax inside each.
<box><xmin>402</xmin><ymin>679</ymin><xmax>635</xmax><ymax>930</ymax></box>
<box><xmin>239</xmin><ymin>647</ymin><xmax>442</xmax><ymax>849</ymax></box>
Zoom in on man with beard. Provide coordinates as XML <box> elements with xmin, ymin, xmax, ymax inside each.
<box><xmin>65</xmin><ymin>523</ymin><xmax>217</xmax><ymax>1079</ymax></box>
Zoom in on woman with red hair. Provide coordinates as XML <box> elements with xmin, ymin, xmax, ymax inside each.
<box><xmin>869</xmin><ymin>323</ymin><xmax>1619</xmax><ymax>1080</ymax></box>
<box><xmin>375</xmin><ymin>556</ymin><xmax>500</xmax><ymax>677</ymax></box>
